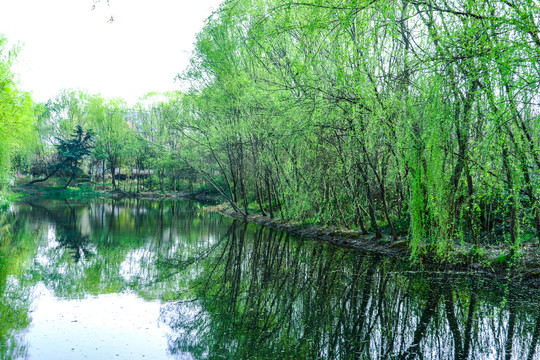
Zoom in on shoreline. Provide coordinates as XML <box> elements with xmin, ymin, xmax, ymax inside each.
<box><xmin>209</xmin><ymin>205</ymin><xmax>540</xmax><ymax>284</ymax></box>
<box><xmin>12</xmin><ymin>185</ymin><xmax>540</xmax><ymax>285</ymax></box>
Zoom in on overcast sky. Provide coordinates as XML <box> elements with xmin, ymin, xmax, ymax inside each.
<box><xmin>0</xmin><ymin>0</ymin><xmax>222</xmax><ymax>105</ymax></box>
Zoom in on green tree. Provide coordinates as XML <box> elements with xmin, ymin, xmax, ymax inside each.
<box><xmin>176</xmin><ymin>0</ymin><xmax>540</xmax><ymax>259</ymax></box>
<box><xmin>27</xmin><ymin>125</ymin><xmax>94</xmax><ymax>187</ymax></box>
<box><xmin>0</xmin><ymin>34</ymin><xmax>35</xmax><ymax>195</ymax></box>
<box><xmin>87</xmin><ymin>96</ymin><xmax>131</xmax><ymax>190</ymax></box>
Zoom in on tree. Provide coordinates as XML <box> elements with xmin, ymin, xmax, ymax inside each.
<box><xmin>0</xmin><ymin>34</ymin><xmax>36</xmax><ymax>193</ymax></box>
<box><xmin>27</xmin><ymin>125</ymin><xmax>94</xmax><ymax>187</ymax></box>
<box><xmin>87</xmin><ymin>96</ymin><xmax>130</xmax><ymax>190</ymax></box>
<box><xmin>176</xmin><ymin>0</ymin><xmax>540</xmax><ymax>258</ymax></box>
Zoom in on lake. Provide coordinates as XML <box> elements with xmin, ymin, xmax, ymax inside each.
<box><xmin>1</xmin><ymin>198</ymin><xmax>539</xmax><ymax>359</ymax></box>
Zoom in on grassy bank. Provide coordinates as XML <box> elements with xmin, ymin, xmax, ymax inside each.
<box><xmin>0</xmin><ymin>191</ymin><xmax>25</xmax><ymax>210</ymax></box>
<box><xmin>12</xmin><ymin>183</ymin><xmax>106</xmax><ymax>201</ymax></box>
<box><xmin>10</xmin><ymin>176</ymin><xmax>221</xmax><ymax>203</ymax></box>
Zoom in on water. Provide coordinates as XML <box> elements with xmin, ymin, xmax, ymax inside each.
<box><xmin>1</xmin><ymin>198</ymin><xmax>539</xmax><ymax>359</ymax></box>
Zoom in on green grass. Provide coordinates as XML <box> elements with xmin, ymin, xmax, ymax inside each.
<box><xmin>11</xmin><ymin>179</ymin><xmax>108</xmax><ymax>201</ymax></box>
<box><xmin>0</xmin><ymin>192</ymin><xmax>9</xmax><ymax>210</ymax></box>
<box><xmin>0</xmin><ymin>191</ymin><xmax>26</xmax><ymax>210</ymax></box>
<box><xmin>34</xmin><ymin>185</ymin><xmax>104</xmax><ymax>199</ymax></box>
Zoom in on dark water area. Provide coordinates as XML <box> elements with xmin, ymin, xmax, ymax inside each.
<box><xmin>0</xmin><ymin>198</ymin><xmax>539</xmax><ymax>359</ymax></box>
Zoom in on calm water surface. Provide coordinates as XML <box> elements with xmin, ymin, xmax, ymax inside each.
<box><xmin>0</xmin><ymin>199</ymin><xmax>539</xmax><ymax>359</ymax></box>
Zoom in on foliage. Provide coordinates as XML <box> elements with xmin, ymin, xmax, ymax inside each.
<box><xmin>0</xmin><ymin>34</ymin><xmax>36</xmax><ymax>192</ymax></box>
<box><xmin>174</xmin><ymin>0</ymin><xmax>540</xmax><ymax>258</ymax></box>
<box><xmin>9</xmin><ymin>0</ymin><xmax>540</xmax><ymax>260</ymax></box>
<box><xmin>30</xmin><ymin>90</ymin><xmax>198</xmax><ymax>193</ymax></box>
<box><xmin>54</xmin><ymin>125</ymin><xmax>94</xmax><ymax>179</ymax></box>
<box><xmin>27</xmin><ymin>125</ymin><xmax>94</xmax><ymax>187</ymax></box>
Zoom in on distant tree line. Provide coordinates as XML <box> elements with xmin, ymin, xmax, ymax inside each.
<box><xmin>26</xmin><ymin>90</ymin><xmax>198</xmax><ymax>193</ymax></box>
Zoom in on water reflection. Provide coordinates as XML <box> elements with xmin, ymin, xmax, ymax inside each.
<box><xmin>27</xmin><ymin>200</ymin><xmax>93</xmax><ymax>263</ymax></box>
<box><xmin>162</xmin><ymin>221</ymin><xmax>540</xmax><ymax>360</ymax></box>
<box><xmin>0</xmin><ymin>209</ymin><xmax>35</xmax><ymax>359</ymax></box>
<box><xmin>0</xmin><ymin>199</ymin><xmax>539</xmax><ymax>359</ymax></box>
<box><xmin>1</xmin><ymin>198</ymin><xmax>227</xmax><ymax>359</ymax></box>
<box><xmin>16</xmin><ymin>199</ymin><xmax>227</xmax><ymax>300</ymax></box>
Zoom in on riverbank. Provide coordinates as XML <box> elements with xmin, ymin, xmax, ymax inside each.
<box><xmin>11</xmin><ymin>183</ymin><xmax>217</xmax><ymax>202</ymax></box>
<box><xmin>11</xmin><ymin>184</ymin><xmax>540</xmax><ymax>284</ymax></box>
<box><xmin>205</xmin><ymin>204</ymin><xmax>540</xmax><ymax>285</ymax></box>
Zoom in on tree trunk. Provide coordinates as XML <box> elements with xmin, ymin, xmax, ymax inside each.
<box><xmin>26</xmin><ymin>158</ymin><xmax>69</xmax><ymax>185</ymax></box>
<box><xmin>266</xmin><ymin>173</ymin><xmax>274</xmax><ymax>219</ymax></box>
<box><xmin>255</xmin><ymin>178</ymin><xmax>267</xmax><ymax>216</ymax></box>
<box><xmin>64</xmin><ymin>173</ymin><xmax>75</xmax><ymax>189</ymax></box>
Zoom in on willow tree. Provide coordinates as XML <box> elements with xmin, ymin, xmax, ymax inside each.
<box><xmin>178</xmin><ymin>0</ymin><xmax>540</xmax><ymax>258</ymax></box>
<box><xmin>133</xmin><ymin>92</ymin><xmax>188</xmax><ymax>192</ymax></box>
<box><xmin>87</xmin><ymin>96</ymin><xmax>131</xmax><ymax>189</ymax></box>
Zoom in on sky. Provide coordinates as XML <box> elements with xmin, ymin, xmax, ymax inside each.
<box><xmin>0</xmin><ymin>0</ymin><xmax>223</xmax><ymax>105</ymax></box>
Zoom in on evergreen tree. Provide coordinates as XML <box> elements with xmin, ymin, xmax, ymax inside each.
<box><xmin>27</xmin><ymin>125</ymin><xmax>94</xmax><ymax>188</ymax></box>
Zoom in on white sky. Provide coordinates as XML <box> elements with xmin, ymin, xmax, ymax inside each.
<box><xmin>0</xmin><ymin>0</ymin><xmax>222</xmax><ymax>105</ymax></box>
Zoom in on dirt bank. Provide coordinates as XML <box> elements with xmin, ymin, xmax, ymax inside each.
<box><xmin>206</xmin><ymin>204</ymin><xmax>540</xmax><ymax>285</ymax></box>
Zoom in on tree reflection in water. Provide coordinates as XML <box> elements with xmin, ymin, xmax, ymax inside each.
<box><xmin>0</xmin><ymin>210</ymin><xmax>34</xmax><ymax>359</ymax></box>
<box><xmin>53</xmin><ymin>200</ymin><xmax>93</xmax><ymax>263</ymax></box>
<box><xmin>2</xmin><ymin>199</ymin><xmax>540</xmax><ymax>359</ymax></box>
<box><xmin>161</xmin><ymin>221</ymin><xmax>540</xmax><ymax>360</ymax></box>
